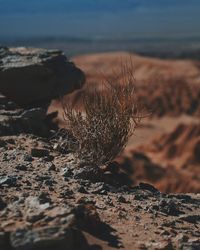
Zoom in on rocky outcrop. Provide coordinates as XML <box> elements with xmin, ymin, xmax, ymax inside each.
<box><xmin>0</xmin><ymin>123</ymin><xmax>200</xmax><ymax>249</ymax></box>
<box><xmin>0</xmin><ymin>94</ymin><xmax>57</xmax><ymax>137</ymax></box>
<box><xmin>0</xmin><ymin>47</ymin><xmax>85</xmax><ymax>108</ymax></box>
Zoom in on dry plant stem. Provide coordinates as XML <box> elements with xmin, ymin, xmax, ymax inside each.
<box><xmin>62</xmin><ymin>64</ymin><xmax>142</xmax><ymax>166</ymax></box>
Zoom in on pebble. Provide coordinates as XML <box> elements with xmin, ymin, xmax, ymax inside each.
<box><xmin>0</xmin><ymin>175</ymin><xmax>17</xmax><ymax>187</ymax></box>
<box><xmin>30</xmin><ymin>148</ymin><xmax>49</xmax><ymax>158</ymax></box>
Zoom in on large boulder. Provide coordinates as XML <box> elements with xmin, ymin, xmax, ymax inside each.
<box><xmin>0</xmin><ymin>47</ymin><xmax>85</xmax><ymax>108</ymax></box>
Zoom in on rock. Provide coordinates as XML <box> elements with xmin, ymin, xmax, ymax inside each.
<box><xmin>26</xmin><ymin>211</ymin><xmax>45</xmax><ymax>223</ymax></box>
<box><xmin>73</xmin><ymin>204</ymin><xmax>101</xmax><ymax>232</ymax></box>
<box><xmin>77</xmin><ymin>186</ymin><xmax>88</xmax><ymax>194</ymax></box>
<box><xmin>0</xmin><ymin>197</ymin><xmax>6</xmax><ymax>210</ymax></box>
<box><xmin>0</xmin><ymin>107</ymin><xmax>52</xmax><ymax>137</ymax></box>
<box><xmin>0</xmin><ymin>175</ymin><xmax>17</xmax><ymax>187</ymax></box>
<box><xmin>47</xmin><ymin>163</ymin><xmax>56</xmax><ymax>171</ymax></box>
<box><xmin>0</xmin><ymin>231</ymin><xmax>10</xmax><ymax>250</ymax></box>
<box><xmin>180</xmin><ymin>215</ymin><xmax>200</xmax><ymax>223</ymax></box>
<box><xmin>145</xmin><ymin>240</ymin><xmax>173</xmax><ymax>250</ymax></box>
<box><xmin>0</xmin><ymin>47</ymin><xmax>85</xmax><ymax>108</ymax></box>
<box><xmin>10</xmin><ymin>225</ymin><xmax>88</xmax><ymax>250</ymax></box>
<box><xmin>23</xmin><ymin>154</ymin><xmax>33</xmax><ymax>162</ymax></box>
<box><xmin>158</xmin><ymin>199</ymin><xmax>183</xmax><ymax>216</ymax></box>
<box><xmin>117</xmin><ymin>195</ymin><xmax>127</xmax><ymax>203</ymax></box>
<box><xmin>43</xmin><ymin>155</ymin><xmax>54</xmax><ymax>162</ymax></box>
<box><xmin>90</xmin><ymin>183</ymin><xmax>108</xmax><ymax>195</ymax></box>
<box><xmin>0</xmin><ymin>139</ymin><xmax>6</xmax><ymax>148</ymax></box>
<box><xmin>62</xmin><ymin>165</ymin><xmax>73</xmax><ymax>179</ymax></box>
<box><xmin>73</xmin><ymin>165</ymin><xmax>103</xmax><ymax>183</ymax></box>
<box><xmin>181</xmin><ymin>243</ymin><xmax>200</xmax><ymax>250</ymax></box>
<box><xmin>175</xmin><ymin>233</ymin><xmax>189</xmax><ymax>243</ymax></box>
<box><xmin>38</xmin><ymin>192</ymin><xmax>52</xmax><ymax>204</ymax></box>
<box><xmin>25</xmin><ymin>196</ymin><xmax>50</xmax><ymax>223</ymax></box>
<box><xmin>35</xmin><ymin>175</ymin><xmax>52</xmax><ymax>182</ymax></box>
<box><xmin>139</xmin><ymin>182</ymin><xmax>160</xmax><ymax>194</ymax></box>
<box><xmin>21</xmin><ymin>108</ymin><xmax>46</xmax><ymax>120</ymax></box>
<box><xmin>30</xmin><ymin>148</ymin><xmax>49</xmax><ymax>158</ymax></box>
<box><xmin>15</xmin><ymin>164</ymin><xmax>27</xmax><ymax>171</ymax></box>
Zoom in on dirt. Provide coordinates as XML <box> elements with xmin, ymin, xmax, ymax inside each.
<box><xmin>0</xmin><ymin>133</ymin><xmax>200</xmax><ymax>250</ymax></box>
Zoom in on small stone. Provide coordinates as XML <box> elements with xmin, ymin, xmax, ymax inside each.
<box><xmin>23</xmin><ymin>154</ymin><xmax>33</xmax><ymax>162</ymax></box>
<box><xmin>30</xmin><ymin>148</ymin><xmax>49</xmax><ymax>158</ymax></box>
<box><xmin>73</xmin><ymin>165</ymin><xmax>103</xmax><ymax>183</ymax></box>
<box><xmin>26</xmin><ymin>211</ymin><xmax>45</xmax><ymax>223</ymax></box>
<box><xmin>117</xmin><ymin>195</ymin><xmax>127</xmax><ymax>203</ymax></box>
<box><xmin>15</xmin><ymin>164</ymin><xmax>27</xmax><ymax>171</ymax></box>
<box><xmin>77</xmin><ymin>186</ymin><xmax>88</xmax><ymax>194</ymax></box>
<box><xmin>90</xmin><ymin>182</ymin><xmax>108</xmax><ymax>195</ymax></box>
<box><xmin>48</xmin><ymin>163</ymin><xmax>56</xmax><ymax>171</ymax></box>
<box><xmin>180</xmin><ymin>215</ymin><xmax>200</xmax><ymax>223</ymax></box>
<box><xmin>0</xmin><ymin>139</ymin><xmax>6</xmax><ymax>148</ymax></box>
<box><xmin>24</xmin><ymin>180</ymin><xmax>32</xmax><ymax>187</ymax></box>
<box><xmin>175</xmin><ymin>233</ymin><xmax>189</xmax><ymax>243</ymax></box>
<box><xmin>38</xmin><ymin>192</ymin><xmax>51</xmax><ymax>204</ymax></box>
<box><xmin>62</xmin><ymin>166</ymin><xmax>73</xmax><ymax>178</ymax></box>
<box><xmin>0</xmin><ymin>231</ymin><xmax>10</xmax><ymax>250</ymax></box>
<box><xmin>180</xmin><ymin>242</ymin><xmax>200</xmax><ymax>250</ymax></box>
<box><xmin>160</xmin><ymin>230</ymin><xmax>170</xmax><ymax>236</ymax></box>
<box><xmin>44</xmin><ymin>179</ymin><xmax>54</xmax><ymax>186</ymax></box>
<box><xmin>0</xmin><ymin>197</ymin><xmax>6</xmax><ymax>210</ymax></box>
<box><xmin>60</xmin><ymin>190</ymin><xmax>74</xmax><ymax>198</ymax></box>
<box><xmin>159</xmin><ymin>199</ymin><xmax>182</xmax><ymax>216</ymax></box>
<box><xmin>0</xmin><ymin>176</ymin><xmax>17</xmax><ymax>187</ymax></box>
<box><xmin>43</xmin><ymin>155</ymin><xmax>54</xmax><ymax>162</ymax></box>
<box><xmin>139</xmin><ymin>182</ymin><xmax>160</xmax><ymax>194</ymax></box>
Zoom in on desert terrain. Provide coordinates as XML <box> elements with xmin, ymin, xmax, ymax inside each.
<box><xmin>0</xmin><ymin>47</ymin><xmax>200</xmax><ymax>249</ymax></box>
<box><xmin>49</xmin><ymin>51</ymin><xmax>200</xmax><ymax>194</ymax></box>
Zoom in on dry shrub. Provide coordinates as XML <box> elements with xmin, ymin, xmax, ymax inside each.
<box><xmin>62</xmin><ymin>62</ymin><xmax>142</xmax><ymax>165</ymax></box>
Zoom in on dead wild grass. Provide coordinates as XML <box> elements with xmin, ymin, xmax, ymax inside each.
<box><xmin>62</xmin><ymin>62</ymin><xmax>142</xmax><ymax>165</ymax></box>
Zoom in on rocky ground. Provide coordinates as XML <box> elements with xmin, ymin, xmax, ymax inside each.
<box><xmin>0</xmin><ymin>95</ymin><xmax>200</xmax><ymax>250</ymax></box>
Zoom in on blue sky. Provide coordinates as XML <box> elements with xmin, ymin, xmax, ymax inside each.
<box><xmin>0</xmin><ymin>0</ymin><xmax>200</xmax><ymax>40</ymax></box>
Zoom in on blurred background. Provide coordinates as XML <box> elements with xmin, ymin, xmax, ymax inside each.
<box><xmin>1</xmin><ymin>0</ymin><xmax>200</xmax><ymax>58</ymax></box>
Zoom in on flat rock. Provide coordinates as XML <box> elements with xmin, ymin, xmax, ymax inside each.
<box><xmin>10</xmin><ymin>225</ymin><xmax>88</xmax><ymax>250</ymax></box>
<box><xmin>0</xmin><ymin>47</ymin><xmax>85</xmax><ymax>108</ymax></box>
<box><xmin>30</xmin><ymin>148</ymin><xmax>49</xmax><ymax>158</ymax></box>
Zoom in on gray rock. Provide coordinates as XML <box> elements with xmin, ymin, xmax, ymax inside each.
<box><xmin>15</xmin><ymin>164</ymin><xmax>27</xmax><ymax>171</ymax></box>
<box><xmin>23</xmin><ymin>154</ymin><xmax>33</xmax><ymax>162</ymax></box>
<box><xmin>10</xmin><ymin>225</ymin><xmax>88</xmax><ymax>250</ymax></box>
<box><xmin>31</xmin><ymin>148</ymin><xmax>49</xmax><ymax>158</ymax></box>
<box><xmin>62</xmin><ymin>165</ymin><xmax>73</xmax><ymax>179</ymax></box>
<box><xmin>0</xmin><ymin>175</ymin><xmax>17</xmax><ymax>187</ymax></box>
<box><xmin>0</xmin><ymin>107</ymin><xmax>51</xmax><ymax>137</ymax></box>
<box><xmin>180</xmin><ymin>215</ymin><xmax>200</xmax><ymax>223</ymax></box>
<box><xmin>0</xmin><ymin>231</ymin><xmax>10</xmax><ymax>250</ymax></box>
<box><xmin>47</xmin><ymin>163</ymin><xmax>56</xmax><ymax>171</ymax></box>
<box><xmin>0</xmin><ymin>47</ymin><xmax>85</xmax><ymax>108</ymax></box>
<box><xmin>0</xmin><ymin>197</ymin><xmax>7</xmax><ymax>210</ymax></box>
<box><xmin>73</xmin><ymin>165</ymin><xmax>103</xmax><ymax>183</ymax></box>
<box><xmin>0</xmin><ymin>138</ymin><xmax>6</xmax><ymax>147</ymax></box>
<box><xmin>24</xmin><ymin>196</ymin><xmax>50</xmax><ymax>223</ymax></box>
<box><xmin>145</xmin><ymin>240</ymin><xmax>173</xmax><ymax>250</ymax></box>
